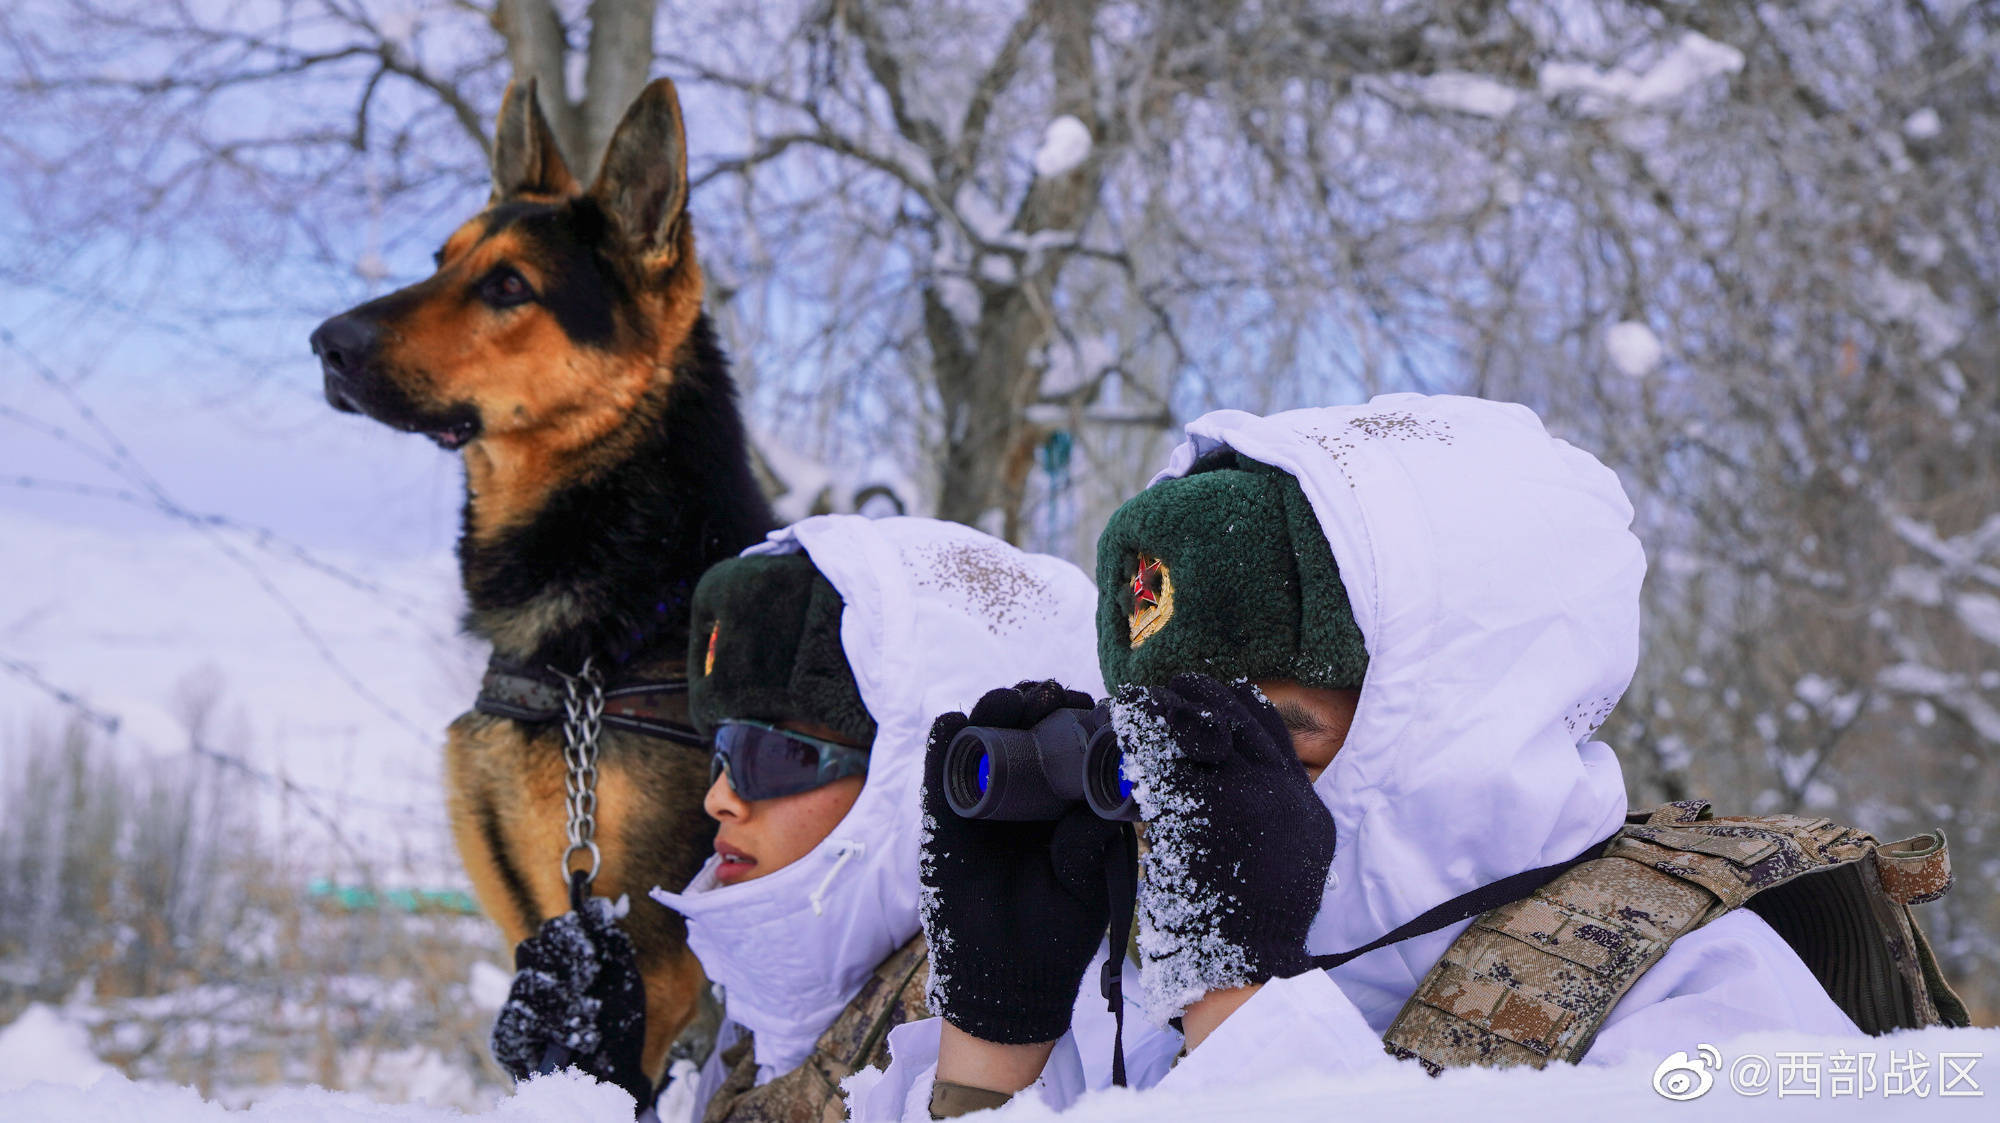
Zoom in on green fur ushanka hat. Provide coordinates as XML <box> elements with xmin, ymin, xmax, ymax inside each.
<box><xmin>688</xmin><ymin>553</ymin><xmax>877</xmax><ymax>746</ymax></box>
<box><xmin>1096</xmin><ymin>452</ymin><xmax>1368</xmax><ymax>691</ymax></box>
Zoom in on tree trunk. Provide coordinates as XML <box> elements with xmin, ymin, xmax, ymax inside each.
<box><xmin>581</xmin><ymin>0</ymin><xmax>657</xmax><ymax>174</ymax></box>
<box><xmin>493</xmin><ymin>0</ymin><xmax>582</xmax><ymax>162</ymax></box>
<box><xmin>931</xmin><ymin>0</ymin><xmax>1101</xmax><ymax>535</ymax></box>
<box><xmin>492</xmin><ymin>0</ymin><xmax>657</xmax><ymax>175</ymax></box>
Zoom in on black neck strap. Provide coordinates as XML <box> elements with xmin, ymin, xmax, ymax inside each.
<box><xmin>1094</xmin><ymin>829</ymin><xmax>1617</xmax><ymax>1081</ymax></box>
<box><xmin>1100</xmin><ymin>823</ymin><xmax>1139</xmax><ymax>1087</ymax></box>
<box><xmin>1308</xmin><ymin>828</ymin><xmax>1622</xmax><ymax>972</ymax></box>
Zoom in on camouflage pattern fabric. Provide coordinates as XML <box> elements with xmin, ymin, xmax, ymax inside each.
<box><xmin>702</xmin><ymin>934</ymin><xmax>930</xmax><ymax>1123</ymax></box>
<box><xmin>1382</xmin><ymin>801</ymin><xmax>1968</xmax><ymax>1073</ymax></box>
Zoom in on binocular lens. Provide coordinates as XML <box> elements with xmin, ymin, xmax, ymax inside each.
<box><xmin>1082</xmin><ymin>727</ymin><xmax>1139</xmax><ymax>822</ymax></box>
<box><xmin>942</xmin><ymin>705</ymin><xmax>1140</xmax><ymax>822</ymax></box>
<box><xmin>945</xmin><ymin>725</ymin><xmax>1076</xmax><ymax>820</ymax></box>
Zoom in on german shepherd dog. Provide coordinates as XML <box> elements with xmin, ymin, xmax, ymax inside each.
<box><xmin>310</xmin><ymin>78</ymin><xmax>773</xmax><ymax>1087</ymax></box>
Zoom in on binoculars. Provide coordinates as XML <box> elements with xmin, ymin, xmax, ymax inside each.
<box><xmin>942</xmin><ymin>703</ymin><xmax>1139</xmax><ymax>821</ymax></box>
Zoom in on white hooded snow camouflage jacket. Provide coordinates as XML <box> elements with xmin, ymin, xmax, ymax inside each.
<box><xmin>849</xmin><ymin>394</ymin><xmax>1860</xmax><ymax>1118</ymax></box>
<box><xmin>650</xmin><ymin>515</ymin><xmax>1103</xmax><ymax>1120</ymax></box>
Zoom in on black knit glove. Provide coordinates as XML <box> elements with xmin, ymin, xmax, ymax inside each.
<box><xmin>920</xmin><ymin>681</ymin><xmax>1125</xmax><ymax>1044</ymax></box>
<box><xmin>491</xmin><ymin>890</ymin><xmax>652</xmax><ymax>1112</ymax></box>
<box><xmin>1114</xmin><ymin>673</ymin><xmax>1336</xmax><ymax>1014</ymax></box>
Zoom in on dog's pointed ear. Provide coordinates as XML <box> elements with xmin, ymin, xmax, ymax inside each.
<box><xmin>491</xmin><ymin>78</ymin><xmax>579</xmax><ymax>201</ymax></box>
<box><xmin>589</xmin><ymin>78</ymin><xmax>691</xmax><ymax>270</ymax></box>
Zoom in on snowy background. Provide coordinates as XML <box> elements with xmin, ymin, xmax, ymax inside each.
<box><xmin>3</xmin><ymin>0</ymin><xmax>1996</xmax><ymax>1116</ymax></box>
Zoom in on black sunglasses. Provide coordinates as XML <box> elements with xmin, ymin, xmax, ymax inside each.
<box><xmin>710</xmin><ymin>721</ymin><xmax>870</xmax><ymax>802</ymax></box>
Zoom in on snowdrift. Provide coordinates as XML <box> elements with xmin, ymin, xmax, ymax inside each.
<box><xmin>3</xmin><ymin>1022</ymin><xmax>1992</xmax><ymax>1122</ymax></box>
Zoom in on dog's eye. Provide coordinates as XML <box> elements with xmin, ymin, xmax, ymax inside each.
<box><xmin>478</xmin><ymin>266</ymin><xmax>536</xmax><ymax>308</ymax></box>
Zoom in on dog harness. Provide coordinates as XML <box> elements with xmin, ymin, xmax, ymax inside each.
<box><xmin>474</xmin><ymin>655</ymin><xmax>706</xmax><ymax>747</ymax></box>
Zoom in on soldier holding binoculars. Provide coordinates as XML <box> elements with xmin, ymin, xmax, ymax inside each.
<box><xmin>851</xmin><ymin>397</ymin><xmax>1869</xmax><ymax>1120</ymax></box>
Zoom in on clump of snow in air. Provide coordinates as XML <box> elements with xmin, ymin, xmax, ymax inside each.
<box><xmin>1417</xmin><ymin>72</ymin><xmax>1520</xmax><ymax>119</ymax></box>
<box><xmin>1903</xmin><ymin>107</ymin><xmax>1942</xmax><ymax>140</ymax></box>
<box><xmin>1033</xmin><ymin>115</ymin><xmax>1093</xmax><ymax>178</ymax></box>
<box><xmin>1606</xmin><ymin>321</ymin><xmax>1663</xmax><ymax>377</ymax></box>
<box><xmin>1109</xmin><ymin>694</ymin><xmax>1251</xmax><ymax>1023</ymax></box>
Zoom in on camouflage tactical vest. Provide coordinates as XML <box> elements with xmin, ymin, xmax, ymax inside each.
<box><xmin>1383</xmin><ymin>801</ymin><xmax>1969</xmax><ymax>1071</ymax></box>
<box><xmin>701</xmin><ymin>933</ymin><xmax>930</xmax><ymax>1123</ymax></box>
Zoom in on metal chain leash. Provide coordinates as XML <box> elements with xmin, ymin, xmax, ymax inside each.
<box><xmin>557</xmin><ymin>657</ymin><xmax>606</xmax><ymax>888</ymax></box>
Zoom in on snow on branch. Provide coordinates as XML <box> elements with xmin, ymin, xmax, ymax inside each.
<box><xmin>1876</xmin><ymin>663</ymin><xmax>2000</xmax><ymax>745</ymax></box>
<box><xmin>1539</xmin><ymin>32</ymin><xmax>1744</xmax><ymax>113</ymax></box>
<box><xmin>1414</xmin><ymin>72</ymin><xmax>1521</xmax><ymax>119</ymax></box>
<box><xmin>1878</xmin><ymin>502</ymin><xmax>2000</xmax><ymax>591</ymax></box>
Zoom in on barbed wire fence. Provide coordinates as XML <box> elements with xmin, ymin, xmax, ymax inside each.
<box><xmin>0</xmin><ymin>327</ymin><xmax>456</xmax><ymax>745</ymax></box>
<box><xmin>0</xmin><ymin>317</ymin><xmax>510</xmax><ymax>1098</ymax></box>
<box><xmin>0</xmin><ymin>309</ymin><xmax>480</xmax><ymax>880</ymax></box>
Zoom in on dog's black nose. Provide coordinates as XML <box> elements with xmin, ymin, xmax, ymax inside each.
<box><xmin>310</xmin><ymin>314</ymin><xmax>377</xmax><ymax>377</ymax></box>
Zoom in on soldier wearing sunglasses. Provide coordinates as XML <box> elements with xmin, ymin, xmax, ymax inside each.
<box><xmin>648</xmin><ymin>515</ymin><xmax>1103</xmax><ymax>1123</ymax></box>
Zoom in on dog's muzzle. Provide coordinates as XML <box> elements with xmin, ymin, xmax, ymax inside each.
<box><xmin>311</xmin><ymin>313</ymin><xmax>376</xmax><ymax>414</ymax></box>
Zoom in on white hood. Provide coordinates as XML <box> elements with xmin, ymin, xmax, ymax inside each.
<box><xmin>1146</xmin><ymin>394</ymin><xmax>1645</xmax><ymax>1029</ymax></box>
<box><xmin>653</xmin><ymin>515</ymin><xmax>1104</xmax><ymax>1073</ymax></box>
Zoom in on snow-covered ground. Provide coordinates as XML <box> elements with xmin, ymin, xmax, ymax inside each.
<box><xmin>1</xmin><ymin>503</ymin><xmax>513</xmax><ymax>1106</ymax></box>
<box><xmin>2</xmin><ymin>1064</ymin><xmax>633</xmax><ymax>1123</ymax></box>
<box><xmin>3</xmin><ymin>1000</ymin><xmax>1994</xmax><ymax>1122</ymax></box>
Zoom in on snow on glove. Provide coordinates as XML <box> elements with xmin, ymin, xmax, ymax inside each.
<box><xmin>1114</xmin><ymin>673</ymin><xmax>1336</xmax><ymax>1018</ymax></box>
<box><xmin>920</xmin><ymin>680</ymin><xmax>1124</xmax><ymax>1044</ymax></box>
<box><xmin>491</xmin><ymin>891</ymin><xmax>652</xmax><ymax>1112</ymax></box>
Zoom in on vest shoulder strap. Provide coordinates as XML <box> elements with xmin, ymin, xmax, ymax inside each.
<box><xmin>1381</xmin><ymin>801</ymin><xmax>1967</xmax><ymax>1073</ymax></box>
<box><xmin>701</xmin><ymin>934</ymin><xmax>931</xmax><ymax>1123</ymax></box>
